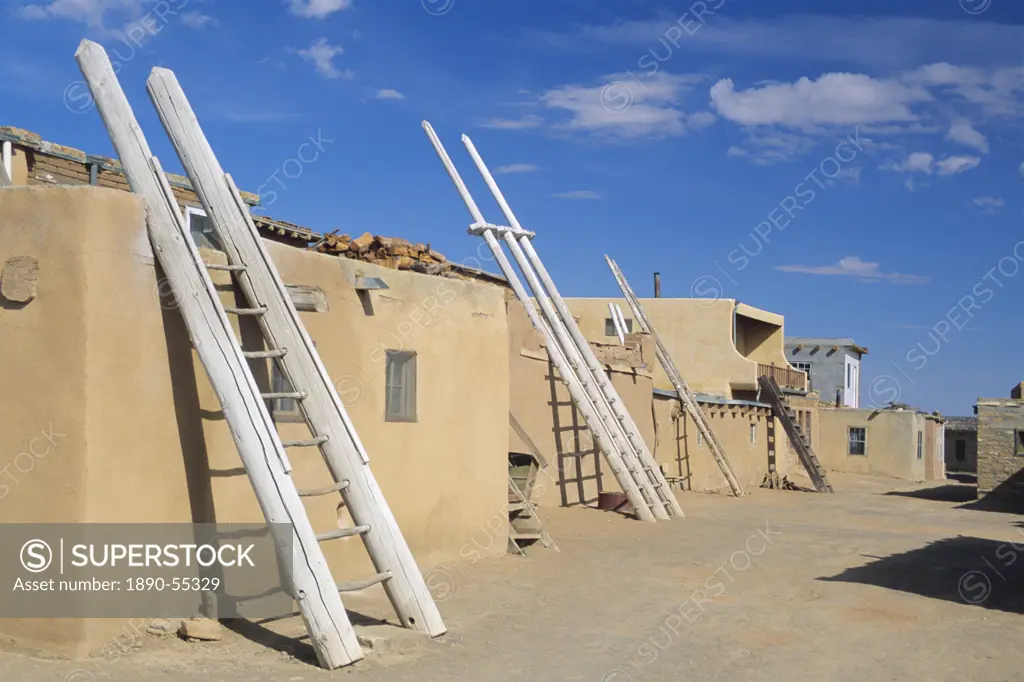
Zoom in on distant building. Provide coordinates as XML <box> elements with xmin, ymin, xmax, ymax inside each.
<box><xmin>944</xmin><ymin>416</ymin><xmax>978</xmax><ymax>474</ymax></box>
<box><xmin>785</xmin><ymin>338</ymin><xmax>868</xmax><ymax>408</ymax></box>
<box><xmin>976</xmin><ymin>383</ymin><xmax>1024</xmax><ymax>499</ymax></box>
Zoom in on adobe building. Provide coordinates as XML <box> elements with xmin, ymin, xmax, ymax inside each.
<box><xmin>815</xmin><ymin>406</ymin><xmax>945</xmax><ymax>482</ymax></box>
<box><xmin>562</xmin><ymin>297</ymin><xmax>809</xmax><ymax>492</ymax></box>
<box><xmin>944</xmin><ymin>416</ymin><xmax>978</xmax><ymax>474</ymax></box>
<box><xmin>976</xmin><ymin>383</ymin><xmax>1024</xmax><ymax>499</ymax></box>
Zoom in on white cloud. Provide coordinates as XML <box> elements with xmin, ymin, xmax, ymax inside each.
<box><xmin>286</xmin><ymin>0</ymin><xmax>353</xmax><ymax>19</ymax></box>
<box><xmin>297</xmin><ymin>38</ymin><xmax>352</xmax><ymax>79</ymax></box>
<box><xmin>477</xmin><ymin>115</ymin><xmax>544</xmax><ymax>130</ymax></box>
<box><xmin>775</xmin><ymin>256</ymin><xmax>929</xmax><ymax>284</ymax></box>
<box><xmin>539</xmin><ymin>72</ymin><xmax>713</xmax><ymax>139</ymax></box>
<box><xmin>881</xmin><ymin>152</ymin><xmax>979</xmax><ymax>177</ymax></box>
<box><xmin>17</xmin><ymin>0</ymin><xmax>139</xmax><ymax>28</ymax></box>
<box><xmin>181</xmin><ymin>11</ymin><xmax>216</xmax><ymax>29</ymax></box>
<box><xmin>903</xmin><ymin>62</ymin><xmax>1024</xmax><ymax>117</ymax></box>
<box><xmin>553</xmin><ymin>190</ymin><xmax>600</xmax><ymax>200</ymax></box>
<box><xmin>494</xmin><ymin>164</ymin><xmax>539</xmax><ymax>175</ymax></box>
<box><xmin>935</xmin><ymin>155</ymin><xmax>980</xmax><ymax>175</ymax></box>
<box><xmin>972</xmin><ymin>196</ymin><xmax>1005</xmax><ymax>214</ymax></box>
<box><xmin>944</xmin><ymin>119</ymin><xmax>988</xmax><ymax>153</ymax></box>
<box><xmin>374</xmin><ymin>89</ymin><xmax>404</xmax><ymax>100</ymax></box>
<box><xmin>710</xmin><ymin>73</ymin><xmax>932</xmax><ymax>128</ymax></box>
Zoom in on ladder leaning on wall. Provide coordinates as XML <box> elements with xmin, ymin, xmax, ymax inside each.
<box><xmin>76</xmin><ymin>40</ymin><xmax>445</xmax><ymax>670</ymax></box>
<box><xmin>604</xmin><ymin>256</ymin><xmax>744</xmax><ymax>497</ymax></box>
<box><xmin>421</xmin><ymin>122</ymin><xmax>683</xmax><ymax>523</ymax></box>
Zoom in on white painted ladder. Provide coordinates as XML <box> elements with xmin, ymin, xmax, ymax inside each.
<box><xmin>605</xmin><ymin>256</ymin><xmax>744</xmax><ymax>497</ymax></box>
<box><xmin>422</xmin><ymin>122</ymin><xmax>682</xmax><ymax>523</ymax></box>
<box><xmin>76</xmin><ymin>40</ymin><xmax>445</xmax><ymax>669</ymax></box>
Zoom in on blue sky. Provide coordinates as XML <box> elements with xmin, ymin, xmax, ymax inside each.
<box><xmin>3</xmin><ymin>0</ymin><xmax>1022</xmax><ymax>415</ymax></box>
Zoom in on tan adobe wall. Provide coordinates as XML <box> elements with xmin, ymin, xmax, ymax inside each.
<box><xmin>651</xmin><ymin>395</ymin><xmax>791</xmax><ymax>493</ymax></box>
<box><xmin>506</xmin><ymin>301</ymin><xmax>657</xmax><ymax>508</ymax></box>
<box><xmin>564</xmin><ymin>297</ymin><xmax>759</xmax><ymax>397</ymax></box>
<box><xmin>0</xmin><ymin>185</ymin><xmax>509</xmax><ymax>656</ymax></box>
<box><xmin>816</xmin><ymin>408</ymin><xmax>926</xmax><ymax>481</ymax></box>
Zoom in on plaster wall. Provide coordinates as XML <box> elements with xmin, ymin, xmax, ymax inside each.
<box><xmin>0</xmin><ymin>185</ymin><xmax>509</xmax><ymax>656</ymax></box>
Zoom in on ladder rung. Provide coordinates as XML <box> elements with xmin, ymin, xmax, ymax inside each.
<box><xmin>298</xmin><ymin>480</ymin><xmax>350</xmax><ymax>497</ymax></box>
<box><xmin>262</xmin><ymin>391</ymin><xmax>307</xmax><ymax>400</ymax></box>
<box><xmin>207</xmin><ymin>263</ymin><xmax>247</xmax><ymax>272</ymax></box>
<box><xmin>337</xmin><ymin>571</ymin><xmax>393</xmax><ymax>593</ymax></box>
<box><xmin>282</xmin><ymin>435</ymin><xmax>328</xmax><ymax>448</ymax></box>
<box><xmin>511</xmin><ymin>532</ymin><xmax>544</xmax><ymax>541</ymax></box>
<box><xmin>317</xmin><ymin>525</ymin><xmax>371</xmax><ymax>542</ymax></box>
<box><xmin>243</xmin><ymin>349</ymin><xmax>288</xmax><ymax>359</ymax></box>
<box><xmin>224</xmin><ymin>306</ymin><xmax>267</xmax><ymax>316</ymax></box>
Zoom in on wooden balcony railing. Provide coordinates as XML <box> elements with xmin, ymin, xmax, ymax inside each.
<box><xmin>758</xmin><ymin>363</ymin><xmax>808</xmax><ymax>392</ymax></box>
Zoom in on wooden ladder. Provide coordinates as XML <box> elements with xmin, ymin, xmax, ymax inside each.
<box><xmin>507</xmin><ymin>472</ymin><xmax>556</xmax><ymax>555</ymax></box>
<box><xmin>422</xmin><ymin>123</ymin><xmax>682</xmax><ymax>523</ymax></box>
<box><xmin>605</xmin><ymin>256</ymin><xmax>743</xmax><ymax>497</ymax></box>
<box><xmin>77</xmin><ymin>40</ymin><xmax>445</xmax><ymax>669</ymax></box>
<box><xmin>757</xmin><ymin>375</ymin><xmax>834</xmax><ymax>493</ymax></box>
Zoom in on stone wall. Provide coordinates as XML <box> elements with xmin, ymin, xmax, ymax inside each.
<box><xmin>977</xmin><ymin>398</ymin><xmax>1024</xmax><ymax>496</ymax></box>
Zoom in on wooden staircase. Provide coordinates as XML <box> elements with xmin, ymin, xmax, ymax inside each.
<box><xmin>757</xmin><ymin>375</ymin><xmax>833</xmax><ymax>494</ymax></box>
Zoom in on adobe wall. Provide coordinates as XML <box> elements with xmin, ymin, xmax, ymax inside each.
<box><xmin>507</xmin><ymin>301</ymin><xmax>658</xmax><ymax>508</ymax></box>
<box><xmin>564</xmin><ymin>298</ymin><xmax>756</xmax><ymax>398</ymax></box>
<box><xmin>651</xmin><ymin>395</ymin><xmax>788</xmax><ymax>493</ymax></box>
<box><xmin>816</xmin><ymin>408</ymin><xmax>925</xmax><ymax>481</ymax></box>
<box><xmin>0</xmin><ymin>185</ymin><xmax>509</xmax><ymax>655</ymax></box>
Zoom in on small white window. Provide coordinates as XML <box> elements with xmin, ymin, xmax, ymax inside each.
<box><xmin>385</xmin><ymin>350</ymin><xmax>417</xmax><ymax>422</ymax></box>
<box><xmin>696</xmin><ymin>430</ymin><xmax>703</xmax><ymax>447</ymax></box>
<box><xmin>750</xmin><ymin>422</ymin><xmax>757</xmax><ymax>444</ymax></box>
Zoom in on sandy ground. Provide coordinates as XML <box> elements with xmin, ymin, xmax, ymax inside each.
<box><xmin>5</xmin><ymin>472</ymin><xmax>1024</xmax><ymax>681</ymax></box>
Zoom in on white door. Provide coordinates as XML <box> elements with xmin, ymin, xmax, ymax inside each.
<box><xmin>843</xmin><ymin>356</ymin><xmax>860</xmax><ymax>408</ymax></box>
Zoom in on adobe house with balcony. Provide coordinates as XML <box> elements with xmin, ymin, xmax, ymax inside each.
<box><xmin>562</xmin><ymin>297</ymin><xmax>811</xmax><ymax>491</ymax></box>
<box><xmin>785</xmin><ymin>337</ymin><xmax>868</xmax><ymax>408</ymax></box>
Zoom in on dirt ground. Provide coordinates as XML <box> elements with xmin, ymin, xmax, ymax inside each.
<box><xmin>5</xmin><ymin>472</ymin><xmax>1024</xmax><ymax>681</ymax></box>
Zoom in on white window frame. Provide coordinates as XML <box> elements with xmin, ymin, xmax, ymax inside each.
<box><xmin>848</xmin><ymin>426</ymin><xmax>866</xmax><ymax>456</ymax></box>
<box><xmin>749</xmin><ymin>422</ymin><xmax>757</xmax><ymax>445</ymax></box>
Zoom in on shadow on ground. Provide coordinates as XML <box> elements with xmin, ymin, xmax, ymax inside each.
<box><xmin>884</xmin><ymin>484</ymin><xmax>978</xmax><ymax>503</ymax></box>
<box><xmin>821</xmin><ymin>535</ymin><xmax>1024</xmax><ymax>614</ymax></box>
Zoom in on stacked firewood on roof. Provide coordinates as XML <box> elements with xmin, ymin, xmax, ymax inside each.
<box><xmin>314</xmin><ymin>232</ymin><xmax>451</xmax><ymax>276</ymax></box>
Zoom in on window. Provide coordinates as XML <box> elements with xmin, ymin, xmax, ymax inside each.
<box><xmin>185</xmin><ymin>206</ymin><xmax>223</xmax><ymax>251</ymax></box>
<box><xmin>803</xmin><ymin>412</ymin><xmax>812</xmax><ymax>447</ymax></box>
<box><xmin>270</xmin><ymin>362</ymin><xmax>303</xmax><ymax>422</ymax></box>
<box><xmin>1015</xmin><ymin>430</ymin><xmax>1024</xmax><ymax>457</ymax></box>
<box><xmin>955</xmin><ymin>439</ymin><xmax>966</xmax><ymax>461</ymax></box>
<box><xmin>917</xmin><ymin>431</ymin><xmax>923</xmax><ymax>459</ymax></box>
<box><xmin>385</xmin><ymin>350</ymin><xmax>417</xmax><ymax>422</ymax></box>
<box><xmin>604</xmin><ymin>317</ymin><xmax>633</xmax><ymax>336</ymax></box>
<box><xmin>792</xmin><ymin>361</ymin><xmax>812</xmax><ymax>390</ymax></box>
<box><xmin>749</xmin><ymin>422</ymin><xmax>757</xmax><ymax>444</ymax></box>
<box><xmin>697</xmin><ymin>430</ymin><xmax>703</xmax><ymax>447</ymax></box>
<box><xmin>848</xmin><ymin>427</ymin><xmax>866</xmax><ymax>456</ymax></box>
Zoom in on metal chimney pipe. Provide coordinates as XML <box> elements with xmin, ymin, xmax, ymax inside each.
<box><xmin>653</xmin><ymin>272</ymin><xmax>661</xmax><ymax>298</ymax></box>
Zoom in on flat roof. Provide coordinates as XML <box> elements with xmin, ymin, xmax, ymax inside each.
<box><xmin>786</xmin><ymin>337</ymin><xmax>868</xmax><ymax>355</ymax></box>
<box><xmin>735</xmin><ymin>302</ymin><xmax>783</xmax><ymax>327</ymax></box>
